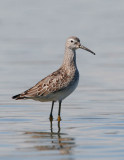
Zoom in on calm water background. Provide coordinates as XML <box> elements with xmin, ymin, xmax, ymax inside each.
<box><xmin>0</xmin><ymin>0</ymin><xmax>124</xmax><ymax>160</ymax></box>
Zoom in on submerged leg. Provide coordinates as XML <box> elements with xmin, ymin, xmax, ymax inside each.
<box><xmin>49</xmin><ymin>101</ymin><xmax>54</xmax><ymax>121</ymax></box>
<box><xmin>57</xmin><ymin>100</ymin><xmax>62</xmax><ymax>121</ymax></box>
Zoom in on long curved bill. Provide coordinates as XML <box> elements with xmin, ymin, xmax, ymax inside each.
<box><xmin>79</xmin><ymin>45</ymin><xmax>95</xmax><ymax>55</ymax></box>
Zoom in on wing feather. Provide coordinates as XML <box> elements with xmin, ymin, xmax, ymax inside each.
<box><xmin>21</xmin><ymin>68</ymin><xmax>74</xmax><ymax>98</ymax></box>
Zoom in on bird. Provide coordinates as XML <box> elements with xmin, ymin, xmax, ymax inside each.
<box><xmin>12</xmin><ymin>36</ymin><xmax>95</xmax><ymax>121</ymax></box>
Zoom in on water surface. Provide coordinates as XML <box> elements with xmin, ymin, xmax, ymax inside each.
<box><xmin>0</xmin><ymin>0</ymin><xmax>124</xmax><ymax>160</ymax></box>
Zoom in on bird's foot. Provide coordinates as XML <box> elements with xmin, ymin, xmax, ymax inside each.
<box><xmin>57</xmin><ymin>115</ymin><xmax>61</xmax><ymax>122</ymax></box>
<box><xmin>49</xmin><ymin>115</ymin><xmax>53</xmax><ymax>121</ymax></box>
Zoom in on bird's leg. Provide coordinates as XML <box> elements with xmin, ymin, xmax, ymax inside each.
<box><xmin>57</xmin><ymin>100</ymin><xmax>62</xmax><ymax>121</ymax></box>
<box><xmin>49</xmin><ymin>101</ymin><xmax>54</xmax><ymax>121</ymax></box>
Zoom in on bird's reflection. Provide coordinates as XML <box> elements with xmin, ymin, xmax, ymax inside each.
<box><xmin>50</xmin><ymin>119</ymin><xmax>61</xmax><ymax>133</ymax></box>
<box><xmin>24</xmin><ymin>120</ymin><xmax>75</xmax><ymax>155</ymax></box>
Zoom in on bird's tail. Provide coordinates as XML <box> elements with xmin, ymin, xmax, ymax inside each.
<box><xmin>12</xmin><ymin>94</ymin><xmax>25</xmax><ymax>100</ymax></box>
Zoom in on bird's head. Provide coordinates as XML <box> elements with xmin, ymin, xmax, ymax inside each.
<box><xmin>66</xmin><ymin>36</ymin><xmax>95</xmax><ymax>55</ymax></box>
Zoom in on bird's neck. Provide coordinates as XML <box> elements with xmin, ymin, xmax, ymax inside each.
<box><xmin>62</xmin><ymin>47</ymin><xmax>77</xmax><ymax>70</ymax></box>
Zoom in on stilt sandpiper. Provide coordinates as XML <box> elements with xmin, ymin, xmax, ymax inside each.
<box><xmin>12</xmin><ymin>36</ymin><xmax>95</xmax><ymax>121</ymax></box>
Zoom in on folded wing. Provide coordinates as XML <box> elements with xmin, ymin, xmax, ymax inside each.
<box><xmin>12</xmin><ymin>68</ymin><xmax>74</xmax><ymax>100</ymax></box>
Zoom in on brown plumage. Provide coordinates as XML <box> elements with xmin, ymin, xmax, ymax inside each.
<box><xmin>12</xmin><ymin>65</ymin><xmax>76</xmax><ymax>100</ymax></box>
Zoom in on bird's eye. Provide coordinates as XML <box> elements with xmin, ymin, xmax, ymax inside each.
<box><xmin>71</xmin><ymin>40</ymin><xmax>73</xmax><ymax>43</ymax></box>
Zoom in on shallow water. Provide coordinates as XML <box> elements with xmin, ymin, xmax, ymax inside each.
<box><xmin>0</xmin><ymin>0</ymin><xmax>124</xmax><ymax>160</ymax></box>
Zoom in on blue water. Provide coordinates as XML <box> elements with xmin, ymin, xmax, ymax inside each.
<box><xmin>0</xmin><ymin>0</ymin><xmax>124</xmax><ymax>160</ymax></box>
